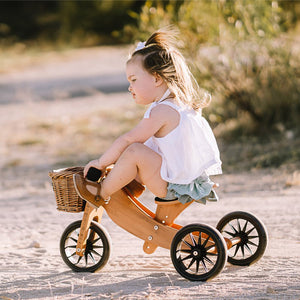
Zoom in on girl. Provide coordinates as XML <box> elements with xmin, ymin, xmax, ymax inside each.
<box><xmin>74</xmin><ymin>28</ymin><xmax>222</xmax><ymax>207</ymax></box>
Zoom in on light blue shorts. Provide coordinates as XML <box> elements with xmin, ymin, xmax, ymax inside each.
<box><xmin>162</xmin><ymin>174</ymin><xmax>219</xmax><ymax>205</ymax></box>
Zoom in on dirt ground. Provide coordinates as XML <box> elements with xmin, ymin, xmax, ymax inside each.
<box><xmin>0</xmin><ymin>46</ymin><xmax>299</xmax><ymax>300</ymax></box>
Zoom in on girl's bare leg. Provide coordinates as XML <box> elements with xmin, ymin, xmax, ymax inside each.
<box><xmin>97</xmin><ymin>143</ymin><xmax>168</xmax><ymax>199</ymax></box>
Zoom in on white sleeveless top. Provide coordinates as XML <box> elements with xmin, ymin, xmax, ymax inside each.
<box><xmin>144</xmin><ymin>100</ymin><xmax>222</xmax><ymax>184</ymax></box>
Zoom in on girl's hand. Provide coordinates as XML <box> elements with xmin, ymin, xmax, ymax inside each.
<box><xmin>83</xmin><ymin>159</ymin><xmax>102</xmax><ymax>177</ymax></box>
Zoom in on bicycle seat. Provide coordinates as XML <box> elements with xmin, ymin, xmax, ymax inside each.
<box><xmin>154</xmin><ymin>197</ymin><xmax>182</xmax><ymax>206</ymax></box>
<box><xmin>155</xmin><ymin>197</ymin><xmax>178</xmax><ymax>203</ymax></box>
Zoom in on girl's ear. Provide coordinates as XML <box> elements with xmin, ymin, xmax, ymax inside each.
<box><xmin>154</xmin><ymin>73</ymin><xmax>164</xmax><ymax>86</ymax></box>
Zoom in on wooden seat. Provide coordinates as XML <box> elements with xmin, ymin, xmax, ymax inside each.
<box><xmin>154</xmin><ymin>199</ymin><xmax>192</xmax><ymax>225</ymax></box>
<box><xmin>154</xmin><ymin>197</ymin><xmax>180</xmax><ymax>205</ymax></box>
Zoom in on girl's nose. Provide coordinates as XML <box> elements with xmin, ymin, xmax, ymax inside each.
<box><xmin>128</xmin><ymin>85</ymin><xmax>132</xmax><ymax>92</ymax></box>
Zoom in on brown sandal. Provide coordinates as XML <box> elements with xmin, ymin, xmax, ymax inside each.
<box><xmin>73</xmin><ymin>173</ymin><xmax>103</xmax><ymax>208</ymax></box>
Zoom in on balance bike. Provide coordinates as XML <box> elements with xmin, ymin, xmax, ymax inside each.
<box><xmin>50</xmin><ymin>167</ymin><xmax>268</xmax><ymax>281</ymax></box>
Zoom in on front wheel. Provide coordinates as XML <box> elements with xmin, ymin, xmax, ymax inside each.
<box><xmin>60</xmin><ymin>220</ymin><xmax>111</xmax><ymax>272</ymax></box>
<box><xmin>170</xmin><ymin>223</ymin><xmax>227</xmax><ymax>281</ymax></box>
<box><xmin>216</xmin><ymin>211</ymin><xmax>268</xmax><ymax>266</ymax></box>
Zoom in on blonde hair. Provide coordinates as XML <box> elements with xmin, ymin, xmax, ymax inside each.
<box><xmin>128</xmin><ymin>28</ymin><xmax>211</xmax><ymax>110</ymax></box>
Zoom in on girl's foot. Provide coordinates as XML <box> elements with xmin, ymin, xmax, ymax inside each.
<box><xmin>73</xmin><ymin>174</ymin><xmax>103</xmax><ymax>208</ymax></box>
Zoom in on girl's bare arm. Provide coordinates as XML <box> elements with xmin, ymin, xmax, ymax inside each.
<box><xmin>83</xmin><ymin>105</ymin><xmax>176</xmax><ymax>176</ymax></box>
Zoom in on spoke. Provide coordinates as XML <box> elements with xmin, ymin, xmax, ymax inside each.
<box><xmin>67</xmin><ymin>251</ymin><xmax>77</xmax><ymax>259</ymax></box>
<box><xmin>190</xmin><ymin>233</ymin><xmax>197</xmax><ymax>246</ymax></box>
<box><xmin>176</xmin><ymin>249</ymin><xmax>191</xmax><ymax>254</ymax></box>
<box><xmin>196</xmin><ymin>259</ymin><xmax>200</xmax><ymax>273</ymax></box>
<box><xmin>206</xmin><ymin>252</ymin><xmax>218</xmax><ymax>257</ymax></box>
<box><xmin>245</xmin><ymin>243</ymin><xmax>253</xmax><ymax>255</ymax></box>
<box><xmin>206</xmin><ymin>243</ymin><xmax>216</xmax><ymax>252</ymax></box>
<box><xmin>197</xmin><ymin>232</ymin><xmax>202</xmax><ymax>246</ymax></box>
<box><xmin>201</xmin><ymin>259</ymin><xmax>208</xmax><ymax>272</ymax></box>
<box><xmin>93</xmin><ymin>245</ymin><xmax>104</xmax><ymax>249</ymax></box>
<box><xmin>203</xmin><ymin>256</ymin><xmax>214</xmax><ymax>265</ymax></box>
<box><xmin>242</xmin><ymin>220</ymin><xmax>249</xmax><ymax>232</ymax></box>
<box><xmin>75</xmin><ymin>255</ymin><xmax>83</xmax><ymax>265</ymax></box>
<box><xmin>88</xmin><ymin>252</ymin><xmax>96</xmax><ymax>264</ymax></box>
<box><xmin>237</xmin><ymin>219</ymin><xmax>242</xmax><ymax>232</ymax></box>
<box><xmin>246</xmin><ymin>226</ymin><xmax>256</xmax><ymax>235</ymax></box>
<box><xmin>91</xmin><ymin>237</ymin><xmax>101</xmax><ymax>245</ymax></box>
<box><xmin>180</xmin><ymin>254</ymin><xmax>193</xmax><ymax>262</ymax></box>
<box><xmin>241</xmin><ymin>244</ymin><xmax>245</xmax><ymax>258</ymax></box>
<box><xmin>229</xmin><ymin>223</ymin><xmax>239</xmax><ymax>234</ymax></box>
<box><xmin>69</xmin><ymin>237</ymin><xmax>78</xmax><ymax>244</ymax></box>
<box><xmin>224</xmin><ymin>230</ymin><xmax>236</xmax><ymax>237</ymax></box>
<box><xmin>202</xmin><ymin>235</ymin><xmax>211</xmax><ymax>248</ymax></box>
<box><xmin>65</xmin><ymin>245</ymin><xmax>77</xmax><ymax>250</ymax></box>
<box><xmin>247</xmin><ymin>240</ymin><xmax>258</xmax><ymax>248</ymax></box>
<box><xmin>91</xmin><ymin>249</ymin><xmax>102</xmax><ymax>257</ymax></box>
<box><xmin>248</xmin><ymin>235</ymin><xmax>259</xmax><ymax>240</ymax></box>
<box><xmin>186</xmin><ymin>258</ymin><xmax>196</xmax><ymax>270</ymax></box>
<box><xmin>182</xmin><ymin>239</ymin><xmax>193</xmax><ymax>249</ymax></box>
<box><xmin>84</xmin><ymin>252</ymin><xmax>88</xmax><ymax>266</ymax></box>
<box><xmin>232</xmin><ymin>244</ymin><xmax>240</xmax><ymax>257</ymax></box>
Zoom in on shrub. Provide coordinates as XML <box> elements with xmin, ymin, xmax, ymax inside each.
<box><xmin>127</xmin><ymin>0</ymin><xmax>300</xmax><ymax>136</ymax></box>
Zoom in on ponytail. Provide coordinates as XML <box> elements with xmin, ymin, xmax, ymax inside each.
<box><xmin>129</xmin><ymin>28</ymin><xmax>211</xmax><ymax>110</ymax></box>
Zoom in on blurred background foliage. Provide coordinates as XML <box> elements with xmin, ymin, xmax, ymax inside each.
<box><xmin>0</xmin><ymin>0</ymin><xmax>146</xmax><ymax>48</ymax></box>
<box><xmin>123</xmin><ymin>0</ymin><xmax>300</xmax><ymax>140</ymax></box>
<box><xmin>0</xmin><ymin>0</ymin><xmax>299</xmax><ymax>144</ymax></box>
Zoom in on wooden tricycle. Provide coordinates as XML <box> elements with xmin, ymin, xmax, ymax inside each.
<box><xmin>49</xmin><ymin>166</ymin><xmax>268</xmax><ymax>281</ymax></box>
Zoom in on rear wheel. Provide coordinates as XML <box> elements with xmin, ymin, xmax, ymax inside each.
<box><xmin>216</xmin><ymin>211</ymin><xmax>268</xmax><ymax>266</ymax></box>
<box><xmin>60</xmin><ymin>220</ymin><xmax>111</xmax><ymax>272</ymax></box>
<box><xmin>170</xmin><ymin>223</ymin><xmax>227</xmax><ymax>281</ymax></box>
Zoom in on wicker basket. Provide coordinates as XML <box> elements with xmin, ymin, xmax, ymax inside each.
<box><xmin>49</xmin><ymin>166</ymin><xmax>85</xmax><ymax>212</ymax></box>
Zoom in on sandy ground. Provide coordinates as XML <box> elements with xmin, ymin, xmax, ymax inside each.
<box><xmin>0</xmin><ymin>46</ymin><xmax>299</xmax><ymax>300</ymax></box>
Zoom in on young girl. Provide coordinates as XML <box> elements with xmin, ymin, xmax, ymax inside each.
<box><xmin>74</xmin><ymin>28</ymin><xmax>222</xmax><ymax>207</ymax></box>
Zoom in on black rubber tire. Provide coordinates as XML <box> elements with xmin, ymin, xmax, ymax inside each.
<box><xmin>60</xmin><ymin>220</ymin><xmax>111</xmax><ymax>272</ymax></box>
<box><xmin>170</xmin><ymin>223</ymin><xmax>227</xmax><ymax>281</ymax></box>
<box><xmin>216</xmin><ymin>211</ymin><xmax>268</xmax><ymax>266</ymax></box>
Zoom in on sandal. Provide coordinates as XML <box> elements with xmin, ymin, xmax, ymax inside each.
<box><xmin>73</xmin><ymin>173</ymin><xmax>103</xmax><ymax>208</ymax></box>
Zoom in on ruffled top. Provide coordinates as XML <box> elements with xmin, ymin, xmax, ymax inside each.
<box><xmin>144</xmin><ymin>95</ymin><xmax>222</xmax><ymax>184</ymax></box>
